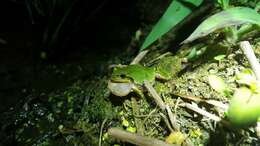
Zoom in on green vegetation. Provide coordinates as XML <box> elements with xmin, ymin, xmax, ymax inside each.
<box><xmin>182</xmin><ymin>7</ymin><xmax>260</xmax><ymax>44</ymax></box>
<box><xmin>140</xmin><ymin>0</ymin><xmax>203</xmax><ymax>51</ymax></box>
<box><xmin>228</xmin><ymin>87</ymin><xmax>260</xmax><ymax>127</ymax></box>
<box><xmin>2</xmin><ymin>0</ymin><xmax>260</xmax><ymax>146</ymax></box>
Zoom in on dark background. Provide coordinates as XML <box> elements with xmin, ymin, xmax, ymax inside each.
<box><xmin>0</xmin><ymin>0</ymin><xmax>145</xmax><ymax>112</ymax></box>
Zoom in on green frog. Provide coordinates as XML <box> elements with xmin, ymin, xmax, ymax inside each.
<box><xmin>108</xmin><ymin>56</ymin><xmax>182</xmax><ymax>97</ymax></box>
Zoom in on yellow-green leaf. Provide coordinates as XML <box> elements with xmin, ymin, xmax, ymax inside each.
<box><xmin>183</xmin><ymin>7</ymin><xmax>260</xmax><ymax>44</ymax></box>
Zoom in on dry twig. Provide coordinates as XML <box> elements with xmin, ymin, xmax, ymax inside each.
<box><xmin>131</xmin><ymin>50</ymin><xmax>149</xmax><ymax>64</ymax></box>
<box><xmin>144</xmin><ymin>80</ymin><xmax>166</xmax><ymax>110</ymax></box>
<box><xmin>185</xmin><ymin>103</ymin><xmax>222</xmax><ymax>122</ymax></box>
<box><xmin>108</xmin><ymin>128</ymin><xmax>178</xmax><ymax>146</ymax></box>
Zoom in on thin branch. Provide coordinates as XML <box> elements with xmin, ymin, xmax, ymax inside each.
<box><xmin>185</xmin><ymin>103</ymin><xmax>222</xmax><ymax>122</ymax></box>
<box><xmin>144</xmin><ymin>80</ymin><xmax>166</xmax><ymax>110</ymax></box>
<box><xmin>131</xmin><ymin>50</ymin><xmax>149</xmax><ymax>64</ymax></box>
<box><xmin>239</xmin><ymin>41</ymin><xmax>260</xmax><ymax>80</ymax></box>
<box><xmin>173</xmin><ymin>93</ymin><xmax>228</xmax><ymax>110</ymax></box>
<box><xmin>146</xmin><ymin>52</ymin><xmax>172</xmax><ymax>66</ymax></box>
<box><xmin>142</xmin><ymin>108</ymin><xmax>158</xmax><ymax>124</ymax></box>
<box><xmin>166</xmin><ymin>105</ymin><xmax>180</xmax><ymax>131</ymax></box>
<box><xmin>108</xmin><ymin>128</ymin><xmax>178</xmax><ymax>146</ymax></box>
<box><xmin>99</xmin><ymin>118</ymin><xmax>107</xmax><ymax>146</ymax></box>
<box><xmin>206</xmin><ymin>100</ymin><xmax>228</xmax><ymax>110</ymax></box>
<box><xmin>160</xmin><ymin>113</ymin><xmax>174</xmax><ymax>132</ymax></box>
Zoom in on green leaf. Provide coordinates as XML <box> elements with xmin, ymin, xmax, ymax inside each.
<box><xmin>217</xmin><ymin>0</ymin><xmax>230</xmax><ymax>10</ymax></box>
<box><xmin>182</xmin><ymin>7</ymin><xmax>260</xmax><ymax>44</ymax></box>
<box><xmin>140</xmin><ymin>0</ymin><xmax>203</xmax><ymax>51</ymax></box>
<box><xmin>214</xmin><ymin>54</ymin><xmax>226</xmax><ymax>61</ymax></box>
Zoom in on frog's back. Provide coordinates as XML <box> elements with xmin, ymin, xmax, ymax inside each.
<box><xmin>115</xmin><ymin>64</ymin><xmax>156</xmax><ymax>84</ymax></box>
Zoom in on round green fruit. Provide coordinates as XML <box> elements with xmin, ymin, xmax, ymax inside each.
<box><xmin>227</xmin><ymin>87</ymin><xmax>260</xmax><ymax>127</ymax></box>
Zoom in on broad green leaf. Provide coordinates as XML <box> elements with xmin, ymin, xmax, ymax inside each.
<box><xmin>182</xmin><ymin>7</ymin><xmax>260</xmax><ymax>44</ymax></box>
<box><xmin>140</xmin><ymin>0</ymin><xmax>203</xmax><ymax>51</ymax></box>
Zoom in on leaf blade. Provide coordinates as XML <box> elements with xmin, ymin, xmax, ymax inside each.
<box><xmin>140</xmin><ymin>0</ymin><xmax>203</xmax><ymax>51</ymax></box>
<box><xmin>182</xmin><ymin>7</ymin><xmax>260</xmax><ymax>44</ymax></box>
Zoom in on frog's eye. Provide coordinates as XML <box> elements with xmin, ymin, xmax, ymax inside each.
<box><xmin>120</xmin><ymin>74</ymin><xmax>126</xmax><ymax>78</ymax></box>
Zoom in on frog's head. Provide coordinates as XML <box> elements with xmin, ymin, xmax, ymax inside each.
<box><xmin>110</xmin><ymin>66</ymin><xmax>134</xmax><ymax>83</ymax></box>
<box><xmin>110</xmin><ymin>64</ymin><xmax>155</xmax><ymax>84</ymax></box>
<box><xmin>108</xmin><ymin>64</ymin><xmax>155</xmax><ymax>97</ymax></box>
<box><xmin>108</xmin><ymin>65</ymin><xmax>135</xmax><ymax>97</ymax></box>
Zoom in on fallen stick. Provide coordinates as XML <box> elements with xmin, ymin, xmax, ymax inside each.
<box><xmin>166</xmin><ymin>105</ymin><xmax>180</xmax><ymax>131</ymax></box>
<box><xmin>108</xmin><ymin>128</ymin><xmax>178</xmax><ymax>146</ymax></box>
<box><xmin>173</xmin><ymin>93</ymin><xmax>228</xmax><ymax>110</ymax></box>
<box><xmin>185</xmin><ymin>103</ymin><xmax>221</xmax><ymax>122</ymax></box>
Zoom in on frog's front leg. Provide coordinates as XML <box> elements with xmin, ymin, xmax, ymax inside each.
<box><xmin>131</xmin><ymin>85</ymin><xmax>144</xmax><ymax>98</ymax></box>
<box><xmin>155</xmin><ymin>73</ymin><xmax>169</xmax><ymax>81</ymax></box>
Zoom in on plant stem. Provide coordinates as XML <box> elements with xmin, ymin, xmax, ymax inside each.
<box><xmin>256</xmin><ymin>122</ymin><xmax>260</xmax><ymax>138</ymax></box>
<box><xmin>239</xmin><ymin>41</ymin><xmax>260</xmax><ymax>80</ymax></box>
<box><xmin>99</xmin><ymin>118</ymin><xmax>107</xmax><ymax>146</ymax></box>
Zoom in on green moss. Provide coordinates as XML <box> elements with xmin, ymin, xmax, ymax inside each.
<box><xmin>85</xmin><ymin>97</ymin><xmax>116</xmax><ymax>122</ymax></box>
<box><xmin>155</xmin><ymin>56</ymin><xmax>182</xmax><ymax>80</ymax></box>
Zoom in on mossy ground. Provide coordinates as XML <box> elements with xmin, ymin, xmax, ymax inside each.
<box><xmin>3</xmin><ymin>36</ymin><xmax>260</xmax><ymax>146</ymax></box>
<box><xmin>2</xmin><ymin>8</ymin><xmax>260</xmax><ymax>146</ymax></box>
